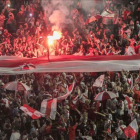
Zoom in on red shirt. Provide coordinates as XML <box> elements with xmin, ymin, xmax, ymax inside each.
<box><xmin>45</xmin><ymin>125</ymin><xmax>52</xmax><ymax>134</ymax></box>
<box><xmin>68</xmin><ymin>123</ymin><xmax>78</xmax><ymax>140</ymax></box>
<box><xmin>135</xmin><ymin>45</ymin><xmax>140</xmax><ymax>54</ymax></box>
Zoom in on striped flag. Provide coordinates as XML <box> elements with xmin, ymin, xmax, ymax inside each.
<box><xmin>93</xmin><ymin>75</ymin><xmax>104</xmax><ymax>87</ymax></box>
<box><xmin>123</xmin><ymin>94</ymin><xmax>133</xmax><ymax>114</ymax></box>
<box><xmin>40</xmin><ymin>98</ymin><xmax>57</xmax><ymax>120</ymax></box>
<box><xmin>20</xmin><ymin>104</ymin><xmax>43</xmax><ymax>119</ymax></box>
<box><xmin>124</xmin><ymin>119</ymin><xmax>138</xmax><ymax>139</ymax></box>
<box><xmin>57</xmin><ymin>81</ymin><xmax>75</xmax><ymax>102</ymax></box>
<box><xmin>127</xmin><ymin>76</ymin><xmax>133</xmax><ymax>88</ymax></box>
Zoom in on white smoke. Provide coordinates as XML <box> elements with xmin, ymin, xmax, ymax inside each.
<box><xmin>80</xmin><ymin>0</ymin><xmax>104</xmax><ymax>13</ymax></box>
<box><xmin>80</xmin><ymin>0</ymin><xmax>95</xmax><ymax>12</ymax></box>
<box><xmin>42</xmin><ymin>0</ymin><xmax>73</xmax><ymax>31</ymax></box>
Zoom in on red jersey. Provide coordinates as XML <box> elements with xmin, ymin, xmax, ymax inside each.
<box><xmin>68</xmin><ymin>123</ymin><xmax>78</xmax><ymax>140</ymax></box>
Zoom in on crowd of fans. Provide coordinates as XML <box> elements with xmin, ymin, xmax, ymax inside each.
<box><xmin>1</xmin><ymin>0</ymin><xmax>140</xmax><ymax>140</ymax></box>
<box><xmin>0</xmin><ymin>0</ymin><xmax>140</xmax><ymax>57</ymax></box>
<box><xmin>0</xmin><ymin>71</ymin><xmax>140</xmax><ymax>140</ymax></box>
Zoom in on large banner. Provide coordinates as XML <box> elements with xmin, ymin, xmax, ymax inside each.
<box><xmin>0</xmin><ymin>55</ymin><xmax>140</xmax><ymax>74</ymax></box>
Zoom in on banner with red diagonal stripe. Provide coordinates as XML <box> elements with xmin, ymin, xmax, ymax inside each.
<box><xmin>40</xmin><ymin>98</ymin><xmax>57</xmax><ymax>120</ymax></box>
<box><xmin>124</xmin><ymin>119</ymin><xmax>138</xmax><ymax>139</ymax></box>
<box><xmin>57</xmin><ymin>81</ymin><xmax>75</xmax><ymax>102</ymax></box>
<box><xmin>20</xmin><ymin>104</ymin><xmax>44</xmax><ymax>119</ymax></box>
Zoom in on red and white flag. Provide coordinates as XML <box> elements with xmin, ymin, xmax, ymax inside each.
<box><xmin>20</xmin><ymin>104</ymin><xmax>43</xmax><ymax>119</ymax></box>
<box><xmin>124</xmin><ymin>119</ymin><xmax>138</xmax><ymax>139</ymax></box>
<box><xmin>40</xmin><ymin>98</ymin><xmax>57</xmax><ymax>120</ymax></box>
<box><xmin>93</xmin><ymin>75</ymin><xmax>104</xmax><ymax>87</ymax></box>
<box><xmin>57</xmin><ymin>81</ymin><xmax>75</xmax><ymax>102</ymax></box>
<box><xmin>135</xmin><ymin>69</ymin><xmax>140</xmax><ymax>83</ymax></box>
<box><xmin>127</xmin><ymin>76</ymin><xmax>133</xmax><ymax>88</ymax></box>
<box><xmin>123</xmin><ymin>94</ymin><xmax>133</xmax><ymax>114</ymax></box>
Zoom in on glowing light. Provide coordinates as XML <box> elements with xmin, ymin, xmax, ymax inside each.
<box><xmin>29</xmin><ymin>13</ymin><xmax>32</xmax><ymax>17</ymax></box>
<box><xmin>53</xmin><ymin>31</ymin><xmax>62</xmax><ymax>40</ymax></box>
<box><xmin>47</xmin><ymin>31</ymin><xmax>62</xmax><ymax>46</ymax></box>
<box><xmin>47</xmin><ymin>36</ymin><xmax>54</xmax><ymax>46</ymax></box>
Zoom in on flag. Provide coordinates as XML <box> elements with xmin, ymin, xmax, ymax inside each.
<box><xmin>135</xmin><ymin>75</ymin><xmax>139</xmax><ymax>83</ymax></box>
<box><xmin>93</xmin><ymin>75</ymin><xmax>104</xmax><ymax>87</ymax></box>
<box><xmin>95</xmin><ymin>15</ymin><xmax>102</xmax><ymax>20</ymax></box>
<box><xmin>20</xmin><ymin>104</ymin><xmax>43</xmax><ymax>119</ymax></box>
<box><xmin>57</xmin><ymin>81</ymin><xmax>75</xmax><ymax>102</ymax></box>
<box><xmin>89</xmin><ymin>16</ymin><xmax>96</xmax><ymax>23</ymax></box>
<box><xmin>127</xmin><ymin>76</ymin><xmax>133</xmax><ymax>88</ymax></box>
<box><xmin>40</xmin><ymin>98</ymin><xmax>57</xmax><ymax>120</ymax></box>
<box><xmin>101</xmin><ymin>10</ymin><xmax>110</xmax><ymax>17</ymax></box>
<box><xmin>124</xmin><ymin>119</ymin><xmax>138</xmax><ymax>139</ymax></box>
<box><xmin>123</xmin><ymin>94</ymin><xmax>133</xmax><ymax>114</ymax></box>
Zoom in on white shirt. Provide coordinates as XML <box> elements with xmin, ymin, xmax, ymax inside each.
<box><xmin>10</xmin><ymin>132</ymin><xmax>21</xmax><ymax>140</ymax></box>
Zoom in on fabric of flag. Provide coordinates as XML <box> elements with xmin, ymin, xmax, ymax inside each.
<box><xmin>127</xmin><ymin>76</ymin><xmax>133</xmax><ymax>88</ymax></box>
<box><xmin>14</xmin><ymin>63</ymin><xmax>35</xmax><ymax>71</ymax></box>
<box><xmin>123</xmin><ymin>94</ymin><xmax>133</xmax><ymax>114</ymax></box>
<box><xmin>57</xmin><ymin>81</ymin><xmax>75</xmax><ymax>102</ymax></box>
<box><xmin>89</xmin><ymin>16</ymin><xmax>96</xmax><ymax>23</ymax></box>
<box><xmin>1</xmin><ymin>55</ymin><xmax>140</xmax><ymax>74</ymax></box>
<box><xmin>114</xmin><ymin>16</ymin><xmax>119</xmax><ymax>24</ymax></box>
<box><xmin>124</xmin><ymin>119</ymin><xmax>138</xmax><ymax>139</ymax></box>
<box><xmin>86</xmin><ymin>18</ymin><xmax>90</xmax><ymax>25</ymax></box>
<box><xmin>93</xmin><ymin>75</ymin><xmax>104</xmax><ymax>87</ymax></box>
<box><xmin>95</xmin><ymin>15</ymin><xmax>102</xmax><ymax>20</ymax></box>
<box><xmin>101</xmin><ymin>10</ymin><xmax>110</xmax><ymax>17</ymax></box>
<box><xmin>20</xmin><ymin>104</ymin><xmax>43</xmax><ymax>119</ymax></box>
<box><xmin>94</xmin><ymin>91</ymin><xmax>117</xmax><ymax>101</ymax></box>
<box><xmin>135</xmin><ymin>75</ymin><xmax>139</xmax><ymax>83</ymax></box>
<box><xmin>40</xmin><ymin>98</ymin><xmax>57</xmax><ymax>120</ymax></box>
<box><xmin>3</xmin><ymin>81</ymin><xmax>30</xmax><ymax>91</ymax></box>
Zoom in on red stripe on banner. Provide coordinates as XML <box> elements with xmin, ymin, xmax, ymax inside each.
<box><xmin>46</xmin><ymin>99</ymin><xmax>52</xmax><ymax>118</ymax></box>
<box><xmin>1</xmin><ymin>55</ymin><xmax>140</xmax><ymax>68</ymax></box>
<box><xmin>124</xmin><ymin>125</ymin><xmax>136</xmax><ymax>138</ymax></box>
<box><xmin>68</xmin><ymin>83</ymin><xmax>73</xmax><ymax>93</ymax></box>
<box><xmin>17</xmin><ymin>83</ymin><xmax>26</xmax><ymax>91</ymax></box>
<box><xmin>32</xmin><ymin>111</ymin><xmax>42</xmax><ymax>119</ymax></box>
<box><xmin>23</xmin><ymin>104</ymin><xmax>35</xmax><ymax>113</ymax></box>
<box><xmin>125</xmin><ymin>96</ymin><xmax>132</xmax><ymax>110</ymax></box>
<box><xmin>3</xmin><ymin>82</ymin><xmax>11</xmax><ymax>89</ymax></box>
<box><xmin>83</xmin><ymin>95</ymin><xmax>88</xmax><ymax>99</ymax></box>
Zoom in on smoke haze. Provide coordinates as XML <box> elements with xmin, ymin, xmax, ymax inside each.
<box><xmin>41</xmin><ymin>0</ymin><xmax>73</xmax><ymax>31</ymax></box>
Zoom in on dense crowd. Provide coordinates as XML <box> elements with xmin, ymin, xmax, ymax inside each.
<box><xmin>1</xmin><ymin>0</ymin><xmax>140</xmax><ymax>140</ymax></box>
<box><xmin>0</xmin><ymin>0</ymin><xmax>140</xmax><ymax>57</ymax></box>
<box><xmin>0</xmin><ymin>71</ymin><xmax>140</xmax><ymax>140</ymax></box>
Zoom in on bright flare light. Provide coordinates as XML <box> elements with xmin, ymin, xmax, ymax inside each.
<box><xmin>47</xmin><ymin>36</ymin><xmax>54</xmax><ymax>46</ymax></box>
<box><xmin>47</xmin><ymin>31</ymin><xmax>62</xmax><ymax>46</ymax></box>
<box><xmin>53</xmin><ymin>31</ymin><xmax>62</xmax><ymax>40</ymax></box>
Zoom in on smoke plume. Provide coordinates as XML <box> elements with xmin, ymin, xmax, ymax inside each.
<box><xmin>41</xmin><ymin>0</ymin><xmax>73</xmax><ymax>31</ymax></box>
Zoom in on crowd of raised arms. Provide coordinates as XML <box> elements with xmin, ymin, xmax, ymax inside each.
<box><xmin>1</xmin><ymin>0</ymin><xmax>140</xmax><ymax>140</ymax></box>
<box><xmin>0</xmin><ymin>71</ymin><xmax>140</xmax><ymax>140</ymax></box>
<box><xmin>0</xmin><ymin>0</ymin><xmax>140</xmax><ymax>57</ymax></box>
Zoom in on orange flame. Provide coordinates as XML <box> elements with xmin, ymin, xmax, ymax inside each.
<box><xmin>47</xmin><ymin>31</ymin><xmax>62</xmax><ymax>46</ymax></box>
